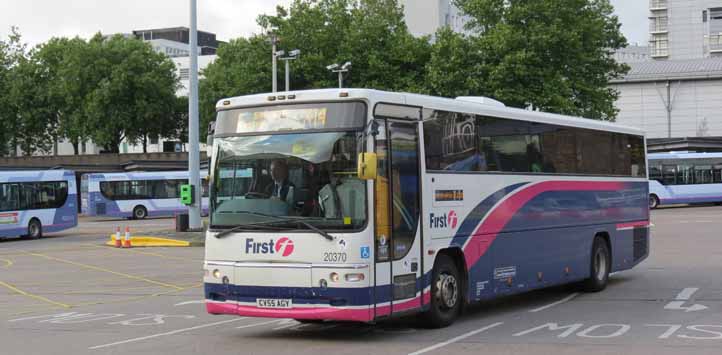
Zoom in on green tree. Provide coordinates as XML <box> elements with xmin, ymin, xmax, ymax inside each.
<box><xmin>1</xmin><ymin>27</ymin><xmax>58</xmax><ymax>156</ymax></box>
<box><xmin>35</xmin><ymin>37</ymin><xmax>93</xmax><ymax>155</ymax></box>
<box><xmin>199</xmin><ymin>0</ymin><xmax>431</xmax><ymax>137</ymax></box>
<box><xmin>6</xmin><ymin>51</ymin><xmax>56</xmax><ymax>155</ymax></box>
<box><xmin>0</xmin><ymin>27</ymin><xmax>28</xmax><ymax>156</ymax></box>
<box><xmin>82</xmin><ymin>34</ymin><xmax>179</xmax><ymax>153</ymax></box>
<box><xmin>444</xmin><ymin>0</ymin><xmax>629</xmax><ymax>120</ymax></box>
<box><xmin>425</xmin><ymin>28</ymin><xmax>485</xmax><ymax>98</ymax></box>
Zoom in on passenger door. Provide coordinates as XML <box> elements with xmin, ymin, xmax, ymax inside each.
<box><xmin>374</xmin><ymin>119</ymin><xmax>423</xmax><ymax>317</ymax></box>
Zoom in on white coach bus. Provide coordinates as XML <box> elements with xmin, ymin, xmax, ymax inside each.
<box><xmin>203</xmin><ymin>89</ymin><xmax>650</xmax><ymax>327</ymax></box>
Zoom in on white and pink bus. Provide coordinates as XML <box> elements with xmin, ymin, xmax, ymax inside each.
<box><xmin>204</xmin><ymin>89</ymin><xmax>650</xmax><ymax>327</ymax></box>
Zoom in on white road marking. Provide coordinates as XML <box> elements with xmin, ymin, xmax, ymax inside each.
<box><xmin>174</xmin><ymin>300</ymin><xmax>205</xmax><ymax>306</ymax></box>
<box><xmin>675</xmin><ymin>288</ymin><xmax>698</xmax><ymax>300</ymax></box>
<box><xmin>88</xmin><ymin>318</ymin><xmax>245</xmax><ymax>350</ymax></box>
<box><xmin>664</xmin><ymin>288</ymin><xmax>708</xmax><ymax>312</ymax></box>
<box><xmin>528</xmin><ymin>293</ymin><xmax>579</xmax><ymax>313</ymax></box>
<box><xmin>664</xmin><ymin>301</ymin><xmax>708</xmax><ymax>312</ymax></box>
<box><xmin>407</xmin><ymin>322</ymin><xmax>503</xmax><ymax>355</ymax></box>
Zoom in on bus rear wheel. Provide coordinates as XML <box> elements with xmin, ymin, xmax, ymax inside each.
<box><xmin>649</xmin><ymin>194</ymin><xmax>660</xmax><ymax>209</ymax></box>
<box><xmin>582</xmin><ymin>236</ymin><xmax>610</xmax><ymax>292</ymax></box>
<box><xmin>26</xmin><ymin>219</ymin><xmax>43</xmax><ymax>239</ymax></box>
<box><xmin>423</xmin><ymin>254</ymin><xmax>461</xmax><ymax>328</ymax></box>
<box><xmin>133</xmin><ymin>206</ymin><xmax>148</xmax><ymax>220</ymax></box>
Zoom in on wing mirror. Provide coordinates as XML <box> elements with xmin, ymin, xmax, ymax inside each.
<box><xmin>357</xmin><ymin>153</ymin><xmax>377</xmax><ymax>180</ymax></box>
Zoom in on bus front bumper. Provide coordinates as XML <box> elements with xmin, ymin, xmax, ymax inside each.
<box><xmin>206</xmin><ymin>300</ymin><xmax>373</xmax><ymax>322</ymax></box>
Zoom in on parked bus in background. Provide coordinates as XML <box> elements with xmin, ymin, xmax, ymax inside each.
<box><xmin>0</xmin><ymin>170</ymin><xmax>78</xmax><ymax>239</ymax></box>
<box><xmin>648</xmin><ymin>152</ymin><xmax>722</xmax><ymax>209</ymax></box>
<box><xmin>82</xmin><ymin>171</ymin><xmax>209</xmax><ymax>219</ymax></box>
<box><xmin>203</xmin><ymin>89</ymin><xmax>650</xmax><ymax>328</ymax></box>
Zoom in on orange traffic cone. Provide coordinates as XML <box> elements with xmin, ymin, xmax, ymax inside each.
<box><xmin>114</xmin><ymin>227</ymin><xmax>122</xmax><ymax>248</ymax></box>
<box><xmin>122</xmin><ymin>226</ymin><xmax>132</xmax><ymax>248</ymax></box>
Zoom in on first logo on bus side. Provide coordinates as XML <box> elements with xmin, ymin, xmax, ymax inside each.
<box><xmin>430</xmin><ymin>210</ymin><xmax>458</xmax><ymax>229</ymax></box>
<box><xmin>245</xmin><ymin>237</ymin><xmax>295</xmax><ymax>257</ymax></box>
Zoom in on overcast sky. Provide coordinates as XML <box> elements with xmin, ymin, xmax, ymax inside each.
<box><xmin>0</xmin><ymin>0</ymin><xmax>648</xmax><ymax>47</ymax></box>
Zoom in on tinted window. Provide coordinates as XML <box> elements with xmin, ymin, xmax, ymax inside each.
<box><xmin>101</xmin><ymin>179</ymin><xmax>192</xmax><ymax>200</ymax></box>
<box><xmin>424</xmin><ymin>111</ymin><xmax>646</xmax><ymax>177</ymax></box>
<box><xmin>389</xmin><ymin>121</ymin><xmax>420</xmax><ymax>261</ymax></box>
<box><xmin>0</xmin><ymin>181</ymin><xmax>68</xmax><ymax>212</ymax></box>
<box><xmin>649</xmin><ymin>160</ymin><xmax>722</xmax><ymax>186</ymax></box>
<box><xmin>423</xmin><ymin>111</ymin><xmax>478</xmax><ymax>171</ymax></box>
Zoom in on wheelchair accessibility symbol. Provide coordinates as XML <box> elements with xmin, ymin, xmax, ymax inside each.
<box><xmin>360</xmin><ymin>246</ymin><xmax>370</xmax><ymax>259</ymax></box>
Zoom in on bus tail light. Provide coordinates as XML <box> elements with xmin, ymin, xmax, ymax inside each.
<box><xmin>345</xmin><ymin>273</ymin><xmax>365</xmax><ymax>282</ymax></box>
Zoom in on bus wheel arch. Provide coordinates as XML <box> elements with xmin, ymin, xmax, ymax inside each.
<box><xmin>26</xmin><ymin>218</ymin><xmax>43</xmax><ymax>239</ymax></box>
<box><xmin>132</xmin><ymin>205</ymin><xmax>148</xmax><ymax>220</ymax></box>
<box><xmin>423</xmin><ymin>248</ymin><xmax>467</xmax><ymax>328</ymax></box>
<box><xmin>582</xmin><ymin>232</ymin><xmax>611</xmax><ymax>293</ymax></box>
<box><xmin>649</xmin><ymin>194</ymin><xmax>660</xmax><ymax>209</ymax></box>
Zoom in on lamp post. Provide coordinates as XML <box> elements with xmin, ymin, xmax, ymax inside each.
<box><xmin>269</xmin><ymin>33</ymin><xmax>280</xmax><ymax>93</ymax></box>
<box><xmin>279</xmin><ymin>49</ymin><xmax>301</xmax><ymax>92</ymax></box>
<box><xmin>187</xmin><ymin>0</ymin><xmax>201</xmax><ymax>230</ymax></box>
<box><xmin>327</xmin><ymin>62</ymin><xmax>351</xmax><ymax>88</ymax></box>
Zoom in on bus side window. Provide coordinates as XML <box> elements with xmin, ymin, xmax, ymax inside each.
<box><xmin>662</xmin><ymin>165</ymin><xmax>677</xmax><ymax>185</ymax></box>
<box><xmin>649</xmin><ymin>166</ymin><xmax>663</xmax><ymax>183</ymax></box>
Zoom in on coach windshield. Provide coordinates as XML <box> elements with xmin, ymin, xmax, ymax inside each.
<box><xmin>210</xmin><ymin>103</ymin><xmax>368</xmax><ymax>232</ymax></box>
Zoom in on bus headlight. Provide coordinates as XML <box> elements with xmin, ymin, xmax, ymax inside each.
<box><xmin>330</xmin><ymin>272</ymin><xmax>340</xmax><ymax>282</ymax></box>
<box><xmin>344</xmin><ymin>273</ymin><xmax>365</xmax><ymax>282</ymax></box>
<box><xmin>212</xmin><ymin>269</ymin><xmax>221</xmax><ymax>279</ymax></box>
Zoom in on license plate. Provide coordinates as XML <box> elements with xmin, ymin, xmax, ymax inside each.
<box><xmin>256</xmin><ymin>298</ymin><xmax>292</xmax><ymax>309</ymax></box>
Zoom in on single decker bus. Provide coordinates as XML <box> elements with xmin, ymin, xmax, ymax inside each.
<box><xmin>648</xmin><ymin>152</ymin><xmax>722</xmax><ymax>209</ymax></box>
<box><xmin>203</xmin><ymin>89</ymin><xmax>650</xmax><ymax>328</ymax></box>
<box><xmin>82</xmin><ymin>171</ymin><xmax>209</xmax><ymax>219</ymax></box>
<box><xmin>0</xmin><ymin>170</ymin><xmax>78</xmax><ymax>239</ymax></box>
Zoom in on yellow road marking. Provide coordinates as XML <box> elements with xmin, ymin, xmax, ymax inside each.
<box><xmin>25</xmin><ymin>252</ymin><xmax>184</xmax><ymax>290</ymax></box>
<box><xmin>83</xmin><ymin>243</ymin><xmax>202</xmax><ymax>262</ymax></box>
<box><xmin>1</xmin><ymin>258</ymin><xmax>12</xmax><ymax>268</ymax></box>
<box><xmin>0</xmin><ymin>280</ymin><xmax>71</xmax><ymax>309</ymax></box>
<box><xmin>0</xmin><ymin>245</ymin><xmax>98</xmax><ymax>257</ymax></box>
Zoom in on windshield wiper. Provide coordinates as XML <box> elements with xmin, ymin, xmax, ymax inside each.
<box><xmin>214</xmin><ymin>220</ymin><xmax>288</xmax><ymax>239</ymax></box>
<box><xmin>290</xmin><ymin>220</ymin><xmax>334</xmax><ymax>241</ymax></box>
<box><xmin>213</xmin><ymin>211</ymin><xmax>334</xmax><ymax>241</ymax></box>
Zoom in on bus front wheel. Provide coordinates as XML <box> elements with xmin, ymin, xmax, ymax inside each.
<box><xmin>649</xmin><ymin>194</ymin><xmax>660</xmax><ymax>209</ymax></box>
<box><xmin>582</xmin><ymin>236</ymin><xmax>610</xmax><ymax>293</ymax></box>
<box><xmin>133</xmin><ymin>206</ymin><xmax>148</xmax><ymax>220</ymax></box>
<box><xmin>26</xmin><ymin>219</ymin><xmax>43</xmax><ymax>239</ymax></box>
<box><xmin>423</xmin><ymin>254</ymin><xmax>461</xmax><ymax>328</ymax></box>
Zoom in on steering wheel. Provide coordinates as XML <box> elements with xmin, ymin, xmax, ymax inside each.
<box><xmin>244</xmin><ymin>192</ymin><xmax>270</xmax><ymax>199</ymax></box>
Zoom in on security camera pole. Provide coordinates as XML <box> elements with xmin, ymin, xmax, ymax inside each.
<box><xmin>327</xmin><ymin>62</ymin><xmax>352</xmax><ymax>88</ymax></box>
<box><xmin>280</xmin><ymin>49</ymin><xmax>301</xmax><ymax>92</ymax></box>
<box><xmin>188</xmin><ymin>0</ymin><xmax>202</xmax><ymax>230</ymax></box>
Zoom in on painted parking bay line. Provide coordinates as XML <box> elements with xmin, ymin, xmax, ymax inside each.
<box><xmin>88</xmin><ymin>318</ymin><xmax>246</xmax><ymax>350</ymax></box>
<box><xmin>407</xmin><ymin>322</ymin><xmax>504</xmax><ymax>355</ymax></box>
<box><xmin>25</xmin><ymin>251</ymin><xmax>184</xmax><ymax>290</ymax></box>
<box><xmin>0</xmin><ymin>280</ymin><xmax>71</xmax><ymax>309</ymax></box>
<box><xmin>528</xmin><ymin>293</ymin><xmax>579</xmax><ymax>313</ymax></box>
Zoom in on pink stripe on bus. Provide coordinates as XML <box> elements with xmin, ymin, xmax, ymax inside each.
<box><xmin>463</xmin><ymin>181</ymin><xmax>627</xmax><ymax>268</ymax></box>
<box><xmin>616</xmin><ymin>220</ymin><xmax>650</xmax><ymax>230</ymax></box>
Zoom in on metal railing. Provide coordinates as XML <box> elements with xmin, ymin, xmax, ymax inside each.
<box><xmin>650</xmin><ymin>0</ymin><xmax>667</xmax><ymax>10</ymax></box>
<box><xmin>708</xmin><ymin>34</ymin><xmax>722</xmax><ymax>52</ymax></box>
<box><xmin>650</xmin><ymin>17</ymin><xmax>668</xmax><ymax>33</ymax></box>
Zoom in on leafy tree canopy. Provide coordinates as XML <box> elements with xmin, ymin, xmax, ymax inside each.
<box><xmin>200</xmin><ymin>0</ymin><xmax>431</xmax><ymax>135</ymax></box>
